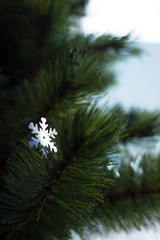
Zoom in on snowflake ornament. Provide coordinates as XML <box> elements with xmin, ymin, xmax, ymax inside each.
<box><xmin>28</xmin><ymin>117</ymin><xmax>57</xmax><ymax>157</ymax></box>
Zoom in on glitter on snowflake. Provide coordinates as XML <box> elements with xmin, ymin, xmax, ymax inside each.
<box><xmin>28</xmin><ymin>117</ymin><xmax>57</xmax><ymax>157</ymax></box>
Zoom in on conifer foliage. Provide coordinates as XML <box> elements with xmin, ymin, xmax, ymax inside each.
<box><xmin>0</xmin><ymin>1</ymin><xmax>160</xmax><ymax>240</ymax></box>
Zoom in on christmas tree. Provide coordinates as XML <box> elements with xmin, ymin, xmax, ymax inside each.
<box><xmin>0</xmin><ymin>1</ymin><xmax>160</xmax><ymax>239</ymax></box>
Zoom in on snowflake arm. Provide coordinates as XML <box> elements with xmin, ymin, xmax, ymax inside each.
<box><xmin>28</xmin><ymin>117</ymin><xmax>57</xmax><ymax>157</ymax></box>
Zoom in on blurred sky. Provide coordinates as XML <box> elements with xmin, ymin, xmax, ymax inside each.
<box><xmin>105</xmin><ymin>43</ymin><xmax>160</xmax><ymax>110</ymax></box>
<box><xmin>81</xmin><ymin>0</ymin><xmax>160</xmax><ymax>44</ymax></box>
<box><xmin>81</xmin><ymin>0</ymin><xmax>160</xmax><ymax>111</ymax></box>
<box><xmin>79</xmin><ymin>0</ymin><xmax>160</xmax><ymax>239</ymax></box>
<box><xmin>89</xmin><ymin>229</ymin><xmax>160</xmax><ymax>240</ymax></box>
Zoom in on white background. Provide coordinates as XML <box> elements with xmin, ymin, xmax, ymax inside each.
<box><xmin>81</xmin><ymin>0</ymin><xmax>160</xmax><ymax>44</ymax></box>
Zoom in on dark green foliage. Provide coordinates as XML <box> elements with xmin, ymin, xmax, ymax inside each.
<box><xmin>73</xmin><ymin>34</ymin><xmax>141</xmax><ymax>66</ymax></box>
<box><xmin>0</xmin><ymin>70</ymin><xmax>9</xmax><ymax>112</ymax></box>
<box><xmin>0</xmin><ymin>107</ymin><xmax>122</xmax><ymax>239</ymax></box>
<box><xmin>118</xmin><ymin>107</ymin><xmax>160</xmax><ymax>141</ymax></box>
<box><xmin>66</xmin><ymin>0</ymin><xmax>89</xmax><ymax>16</ymax></box>
<box><xmin>0</xmin><ymin>0</ymin><xmax>136</xmax><ymax>167</ymax></box>
<box><xmin>0</xmin><ymin>0</ymin><xmax>70</xmax><ymax>84</ymax></box>
<box><xmin>0</xmin><ymin>0</ymin><xmax>160</xmax><ymax>239</ymax></box>
<box><xmin>125</xmin><ymin>109</ymin><xmax>160</xmax><ymax>138</ymax></box>
<box><xmin>0</xmin><ymin>53</ymin><xmax>115</xmax><ymax>167</ymax></box>
<box><xmin>79</xmin><ymin>154</ymin><xmax>160</xmax><ymax>237</ymax></box>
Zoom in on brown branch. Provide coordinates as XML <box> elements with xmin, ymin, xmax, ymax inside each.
<box><xmin>83</xmin><ymin>39</ymin><xmax>128</xmax><ymax>54</ymax></box>
<box><xmin>103</xmin><ymin>183</ymin><xmax>160</xmax><ymax>204</ymax></box>
<box><xmin>30</xmin><ymin>131</ymin><xmax>87</xmax><ymax>221</ymax></box>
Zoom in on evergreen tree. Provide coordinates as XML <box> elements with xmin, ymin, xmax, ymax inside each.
<box><xmin>0</xmin><ymin>1</ymin><xmax>160</xmax><ymax>239</ymax></box>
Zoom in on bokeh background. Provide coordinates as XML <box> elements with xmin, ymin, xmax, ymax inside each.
<box><xmin>77</xmin><ymin>0</ymin><xmax>160</xmax><ymax>239</ymax></box>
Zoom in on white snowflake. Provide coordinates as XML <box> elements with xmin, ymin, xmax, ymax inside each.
<box><xmin>107</xmin><ymin>165</ymin><xmax>120</xmax><ymax>178</ymax></box>
<box><xmin>28</xmin><ymin>117</ymin><xmax>57</xmax><ymax>157</ymax></box>
<box><xmin>130</xmin><ymin>154</ymin><xmax>143</xmax><ymax>175</ymax></box>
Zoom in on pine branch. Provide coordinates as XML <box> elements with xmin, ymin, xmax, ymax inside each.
<box><xmin>0</xmin><ymin>106</ymin><xmax>122</xmax><ymax>240</ymax></box>
<box><xmin>74</xmin><ymin>34</ymin><xmax>141</xmax><ymax>57</ymax></box>
<box><xmin>118</xmin><ymin>107</ymin><xmax>160</xmax><ymax>141</ymax></box>
<box><xmin>77</xmin><ymin>153</ymin><xmax>160</xmax><ymax>237</ymax></box>
<box><xmin>1</xmin><ymin>1</ymin><xmax>156</xmax><ymax>240</ymax></box>
<box><xmin>0</xmin><ymin>56</ymin><xmax>95</xmax><ymax>166</ymax></box>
